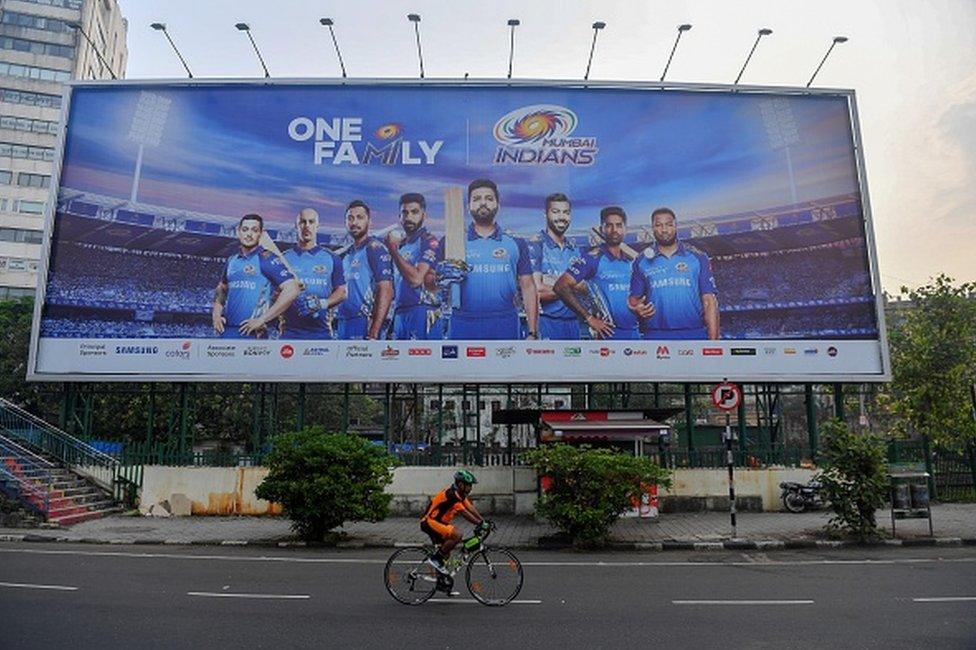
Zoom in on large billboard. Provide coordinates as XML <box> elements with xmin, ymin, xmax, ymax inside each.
<box><xmin>28</xmin><ymin>80</ymin><xmax>889</xmax><ymax>382</ymax></box>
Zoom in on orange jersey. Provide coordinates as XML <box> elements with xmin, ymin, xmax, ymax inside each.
<box><xmin>422</xmin><ymin>486</ymin><xmax>472</xmax><ymax>525</ymax></box>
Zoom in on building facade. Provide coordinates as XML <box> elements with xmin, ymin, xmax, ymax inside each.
<box><xmin>0</xmin><ymin>0</ymin><xmax>127</xmax><ymax>299</ymax></box>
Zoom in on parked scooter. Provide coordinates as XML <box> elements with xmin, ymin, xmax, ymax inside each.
<box><xmin>779</xmin><ymin>480</ymin><xmax>823</xmax><ymax>513</ymax></box>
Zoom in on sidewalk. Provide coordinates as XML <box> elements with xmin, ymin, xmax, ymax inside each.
<box><xmin>2</xmin><ymin>503</ymin><xmax>975</xmax><ymax>550</ymax></box>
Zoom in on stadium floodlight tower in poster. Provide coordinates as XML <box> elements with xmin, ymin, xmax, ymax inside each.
<box><xmin>27</xmin><ymin>79</ymin><xmax>890</xmax><ymax>383</ymax></box>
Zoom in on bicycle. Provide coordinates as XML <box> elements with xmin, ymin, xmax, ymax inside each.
<box><xmin>384</xmin><ymin>521</ymin><xmax>523</xmax><ymax>606</ymax></box>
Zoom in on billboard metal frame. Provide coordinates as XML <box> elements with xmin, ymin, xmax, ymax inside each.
<box><xmin>26</xmin><ymin>77</ymin><xmax>891</xmax><ymax>383</ymax></box>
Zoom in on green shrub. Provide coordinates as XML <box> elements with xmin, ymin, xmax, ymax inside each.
<box><xmin>522</xmin><ymin>444</ymin><xmax>672</xmax><ymax>547</ymax></box>
<box><xmin>817</xmin><ymin>419</ymin><xmax>889</xmax><ymax>541</ymax></box>
<box><xmin>255</xmin><ymin>428</ymin><xmax>395</xmax><ymax>541</ymax></box>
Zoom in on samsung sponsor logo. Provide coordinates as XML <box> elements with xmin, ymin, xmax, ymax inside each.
<box><xmin>115</xmin><ymin>345</ymin><xmax>158</xmax><ymax>355</ymax></box>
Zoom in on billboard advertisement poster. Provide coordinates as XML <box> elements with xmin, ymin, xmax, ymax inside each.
<box><xmin>29</xmin><ymin>81</ymin><xmax>889</xmax><ymax>382</ymax></box>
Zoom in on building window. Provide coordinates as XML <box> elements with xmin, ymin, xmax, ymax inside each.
<box><xmin>0</xmin><ymin>171</ymin><xmax>11</xmax><ymax>185</ymax></box>
<box><xmin>0</xmin><ymin>142</ymin><xmax>55</xmax><ymax>162</ymax></box>
<box><xmin>0</xmin><ymin>36</ymin><xmax>75</xmax><ymax>59</ymax></box>
<box><xmin>16</xmin><ymin>173</ymin><xmax>51</xmax><ymax>189</ymax></box>
<box><xmin>0</xmin><ymin>62</ymin><xmax>71</xmax><ymax>83</ymax></box>
<box><xmin>16</xmin><ymin>0</ymin><xmax>83</xmax><ymax>9</ymax></box>
<box><xmin>0</xmin><ymin>87</ymin><xmax>62</xmax><ymax>110</ymax></box>
<box><xmin>0</xmin><ymin>227</ymin><xmax>43</xmax><ymax>244</ymax></box>
<box><xmin>0</xmin><ymin>286</ymin><xmax>36</xmax><ymax>300</ymax></box>
<box><xmin>0</xmin><ymin>11</ymin><xmax>75</xmax><ymax>34</ymax></box>
<box><xmin>16</xmin><ymin>200</ymin><xmax>46</xmax><ymax>214</ymax></box>
<box><xmin>0</xmin><ymin>115</ymin><xmax>59</xmax><ymax>136</ymax></box>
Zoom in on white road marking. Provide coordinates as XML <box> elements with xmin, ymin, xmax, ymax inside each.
<box><xmin>0</xmin><ymin>580</ymin><xmax>78</xmax><ymax>591</ymax></box>
<box><xmin>673</xmin><ymin>599</ymin><xmax>814</xmax><ymax>606</ymax></box>
<box><xmin>188</xmin><ymin>592</ymin><xmax>310</xmax><ymax>600</ymax></box>
<box><xmin>1</xmin><ymin>547</ymin><xmax>975</xmax><ymax>569</ymax></box>
<box><xmin>912</xmin><ymin>597</ymin><xmax>976</xmax><ymax>603</ymax></box>
<box><xmin>427</xmin><ymin>599</ymin><xmax>541</xmax><ymax>604</ymax></box>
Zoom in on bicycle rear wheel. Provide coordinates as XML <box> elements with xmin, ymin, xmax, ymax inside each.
<box><xmin>465</xmin><ymin>548</ymin><xmax>523</xmax><ymax>606</ymax></box>
<box><xmin>385</xmin><ymin>546</ymin><xmax>438</xmax><ymax>605</ymax></box>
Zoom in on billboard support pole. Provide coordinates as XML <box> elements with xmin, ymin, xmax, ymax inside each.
<box><xmin>297</xmin><ymin>383</ymin><xmax>306</xmax><ymax>431</ymax></box>
<box><xmin>146</xmin><ymin>382</ymin><xmax>156</xmax><ymax>447</ymax></box>
<box><xmin>833</xmin><ymin>383</ymin><xmax>845</xmax><ymax>421</ymax></box>
<box><xmin>684</xmin><ymin>384</ymin><xmax>694</xmax><ymax>453</ymax></box>
<box><xmin>436</xmin><ymin>384</ymin><xmax>444</xmax><ymax>465</ymax></box>
<box><xmin>341</xmin><ymin>384</ymin><xmax>350</xmax><ymax>433</ymax></box>
<box><xmin>805</xmin><ymin>384</ymin><xmax>818</xmax><ymax>459</ymax></box>
<box><xmin>737</xmin><ymin>387</ymin><xmax>747</xmax><ymax>455</ymax></box>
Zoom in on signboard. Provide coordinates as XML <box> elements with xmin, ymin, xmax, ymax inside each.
<box><xmin>711</xmin><ymin>382</ymin><xmax>743</xmax><ymax>412</ymax></box>
<box><xmin>29</xmin><ymin>80</ymin><xmax>890</xmax><ymax>382</ymax></box>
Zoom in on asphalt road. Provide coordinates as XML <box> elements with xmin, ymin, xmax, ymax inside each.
<box><xmin>1</xmin><ymin>543</ymin><xmax>975</xmax><ymax>649</ymax></box>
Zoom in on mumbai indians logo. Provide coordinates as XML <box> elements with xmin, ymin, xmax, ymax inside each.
<box><xmin>493</xmin><ymin>104</ymin><xmax>598</xmax><ymax>166</ymax></box>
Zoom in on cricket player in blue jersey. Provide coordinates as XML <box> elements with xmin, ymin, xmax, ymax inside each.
<box><xmin>282</xmin><ymin>208</ymin><xmax>347</xmax><ymax>339</ymax></box>
<box><xmin>530</xmin><ymin>193</ymin><xmax>580</xmax><ymax>340</ymax></box>
<box><xmin>337</xmin><ymin>200</ymin><xmax>394</xmax><ymax>340</ymax></box>
<box><xmin>554</xmin><ymin>206</ymin><xmax>640</xmax><ymax>340</ymax></box>
<box><xmin>385</xmin><ymin>192</ymin><xmax>443</xmax><ymax>340</ymax></box>
<box><xmin>211</xmin><ymin>214</ymin><xmax>300</xmax><ymax>339</ymax></box>
<box><xmin>436</xmin><ymin>179</ymin><xmax>538</xmax><ymax>340</ymax></box>
<box><xmin>628</xmin><ymin>207</ymin><xmax>719</xmax><ymax>340</ymax></box>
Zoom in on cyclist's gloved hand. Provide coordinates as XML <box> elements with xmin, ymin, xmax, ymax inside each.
<box><xmin>436</xmin><ymin>260</ymin><xmax>469</xmax><ymax>288</ymax></box>
<box><xmin>296</xmin><ymin>293</ymin><xmax>322</xmax><ymax>317</ymax></box>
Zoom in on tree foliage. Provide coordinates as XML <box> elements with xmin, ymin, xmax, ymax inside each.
<box><xmin>817</xmin><ymin>419</ymin><xmax>889</xmax><ymax>541</ymax></box>
<box><xmin>522</xmin><ymin>444</ymin><xmax>672</xmax><ymax>547</ymax></box>
<box><xmin>254</xmin><ymin>427</ymin><xmax>395</xmax><ymax>541</ymax></box>
<box><xmin>887</xmin><ymin>275</ymin><xmax>976</xmax><ymax>450</ymax></box>
<box><xmin>0</xmin><ymin>298</ymin><xmax>48</xmax><ymax>413</ymax></box>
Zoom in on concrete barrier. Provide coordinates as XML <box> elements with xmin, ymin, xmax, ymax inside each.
<box><xmin>138</xmin><ymin>464</ymin><xmax>816</xmax><ymax>516</ymax></box>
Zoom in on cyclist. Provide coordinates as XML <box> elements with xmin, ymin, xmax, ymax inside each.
<box><xmin>422</xmin><ymin>470</ymin><xmax>487</xmax><ymax>581</ymax></box>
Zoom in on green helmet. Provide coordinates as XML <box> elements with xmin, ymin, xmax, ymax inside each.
<box><xmin>454</xmin><ymin>469</ymin><xmax>477</xmax><ymax>486</ymax></box>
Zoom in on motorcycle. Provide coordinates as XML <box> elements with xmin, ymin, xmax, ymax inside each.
<box><xmin>779</xmin><ymin>480</ymin><xmax>823</xmax><ymax>513</ymax></box>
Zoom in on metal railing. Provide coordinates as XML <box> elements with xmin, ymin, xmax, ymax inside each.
<box><xmin>0</xmin><ymin>397</ymin><xmax>119</xmax><ymax>492</ymax></box>
<box><xmin>0</xmin><ymin>433</ymin><xmax>54</xmax><ymax>516</ymax></box>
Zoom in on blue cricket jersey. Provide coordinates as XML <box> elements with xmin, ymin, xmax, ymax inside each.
<box><xmin>446</xmin><ymin>222</ymin><xmax>533</xmax><ymax>317</ymax></box>
<box><xmin>394</xmin><ymin>227</ymin><xmax>439</xmax><ymax>312</ymax></box>
<box><xmin>338</xmin><ymin>236</ymin><xmax>393</xmax><ymax>321</ymax></box>
<box><xmin>221</xmin><ymin>247</ymin><xmax>295</xmax><ymax>329</ymax></box>
<box><xmin>567</xmin><ymin>245</ymin><xmax>639</xmax><ymax>333</ymax></box>
<box><xmin>529</xmin><ymin>230</ymin><xmax>579</xmax><ymax>320</ymax></box>
<box><xmin>282</xmin><ymin>245</ymin><xmax>345</xmax><ymax>338</ymax></box>
<box><xmin>629</xmin><ymin>242</ymin><xmax>717</xmax><ymax>336</ymax></box>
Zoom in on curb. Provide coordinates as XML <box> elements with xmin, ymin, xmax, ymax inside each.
<box><xmin>1</xmin><ymin>534</ymin><xmax>974</xmax><ymax>552</ymax></box>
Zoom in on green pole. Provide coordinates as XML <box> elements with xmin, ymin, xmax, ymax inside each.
<box><xmin>833</xmin><ymin>383</ymin><xmax>845</xmax><ymax>421</ymax></box>
<box><xmin>436</xmin><ymin>384</ymin><xmax>444</xmax><ymax>465</ymax></box>
<box><xmin>383</xmin><ymin>383</ymin><xmax>391</xmax><ymax>451</ymax></box>
<box><xmin>146</xmin><ymin>383</ymin><xmax>156</xmax><ymax>446</ymax></box>
<box><xmin>178</xmin><ymin>383</ymin><xmax>190</xmax><ymax>455</ymax></box>
<box><xmin>684</xmin><ymin>383</ymin><xmax>694</xmax><ymax>452</ymax></box>
<box><xmin>341</xmin><ymin>384</ymin><xmax>350</xmax><ymax>433</ymax></box>
<box><xmin>805</xmin><ymin>384</ymin><xmax>818</xmax><ymax>459</ymax></box>
<box><xmin>921</xmin><ymin>433</ymin><xmax>937</xmax><ymax>500</ymax></box>
<box><xmin>654</xmin><ymin>382</ymin><xmax>660</xmax><ymax>408</ymax></box>
<box><xmin>737</xmin><ymin>384</ymin><xmax>747</xmax><ymax>456</ymax></box>
<box><xmin>250</xmin><ymin>383</ymin><xmax>262</xmax><ymax>453</ymax></box>
<box><xmin>297</xmin><ymin>383</ymin><xmax>306</xmax><ymax>431</ymax></box>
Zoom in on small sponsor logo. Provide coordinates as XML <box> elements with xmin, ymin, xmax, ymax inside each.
<box><xmin>466</xmin><ymin>346</ymin><xmax>487</xmax><ymax>358</ymax></box>
<box><xmin>346</xmin><ymin>344</ymin><xmax>372</xmax><ymax>358</ymax></box>
<box><xmin>205</xmin><ymin>344</ymin><xmax>236</xmax><ymax>358</ymax></box>
<box><xmin>408</xmin><ymin>347</ymin><xmax>432</xmax><ymax>356</ymax></box>
<box><xmin>115</xmin><ymin>345</ymin><xmax>158</xmax><ymax>355</ymax></box>
<box><xmin>570</xmin><ymin>412</ymin><xmax>587</xmax><ymax>421</ymax></box>
<box><xmin>313</xmin><ymin>264</ymin><xmax>327</xmax><ymax>274</ymax></box>
<box><xmin>526</xmin><ymin>348</ymin><xmax>555</xmax><ymax>355</ymax></box>
<box><xmin>731</xmin><ymin>347</ymin><xmax>757</xmax><ymax>356</ymax></box>
<box><xmin>600</xmin><ymin>347</ymin><xmax>613</xmax><ymax>357</ymax></box>
<box><xmin>280</xmin><ymin>344</ymin><xmax>295</xmax><ymax>359</ymax></box>
<box><xmin>656</xmin><ymin>345</ymin><xmax>670</xmax><ymax>359</ymax></box>
<box><xmin>492</xmin><ymin>247</ymin><xmax>506</xmax><ymax>259</ymax></box>
<box><xmin>678</xmin><ymin>348</ymin><xmax>694</xmax><ymax>356</ymax></box>
<box><xmin>79</xmin><ymin>343</ymin><xmax>107</xmax><ymax>357</ymax></box>
<box><xmin>804</xmin><ymin>348</ymin><xmax>818</xmax><ymax>355</ymax></box>
<box><xmin>303</xmin><ymin>346</ymin><xmax>331</xmax><ymax>356</ymax></box>
<box><xmin>495</xmin><ymin>346</ymin><xmax>516</xmax><ymax>359</ymax></box>
<box><xmin>827</xmin><ymin>346</ymin><xmax>838</xmax><ymax>357</ymax></box>
<box><xmin>784</xmin><ymin>347</ymin><xmax>797</xmax><ymax>355</ymax></box>
<box><xmin>165</xmin><ymin>341</ymin><xmax>192</xmax><ymax>360</ymax></box>
<box><xmin>243</xmin><ymin>345</ymin><xmax>271</xmax><ymax>357</ymax></box>
<box><xmin>442</xmin><ymin>345</ymin><xmax>458</xmax><ymax>359</ymax></box>
<box><xmin>380</xmin><ymin>346</ymin><xmax>400</xmax><ymax>359</ymax></box>
<box><xmin>702</xmin><ymin>347</ymin><xmax>723</xmax><ymax>356</ymax></box>
<box><xmin>675</xmin><ymin>262</ymin><xmax>689</xmax><ymax>272</ymax></box>
<box><xmin>563</xmin><ymin>346</ymin><xmax>581</xmax><ymax>357</ymax></box>
<box><xmin>243</xmin><ymin>264</ymin><xmax>257</xmax><ymax>275</ymax></box>
<box><xmin>763</xmin><ymin>347</ymin><xmax>776</xmax><ymax>356</ymax></box>
<box><xmin>624</xmin><ymin>347</ymin><xmax>648</xmax><ymax>357</ymax></box>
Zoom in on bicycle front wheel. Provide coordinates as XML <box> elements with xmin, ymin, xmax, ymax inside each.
<box><xmin>385</xmin><ymin>546</ymin><xmax>438</xmax><ymax>605</ymax></box>
<box><xmin>465</xmin><ymin>548</ymin><xmax>523</xmax><ymax>606</ymax></box>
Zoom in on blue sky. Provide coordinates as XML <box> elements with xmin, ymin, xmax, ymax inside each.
<box><xmin>59</xmin><ymin>84</ymin><xmax>859</xmax><ymax>234</ymax></box>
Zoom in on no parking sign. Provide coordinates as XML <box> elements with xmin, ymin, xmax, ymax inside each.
<box><xmin>711</xmin><ymin>382</ymin><xmax>742</xmax><ymax>412</ymax></box>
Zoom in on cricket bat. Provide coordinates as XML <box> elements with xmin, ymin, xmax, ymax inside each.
<box><xmin>590</xmin><ymin>226</ymin><xmax>639</xmax><ymax>260</ymax></box>
<box><xmin>259</xmin><ymin>230</ymin><xmax>300</xmax><ymax>279</ymax></box>
<box><xmin>443</xmin><ymin>186</ymin><xmax>465</xmax><ymax>263</ymax></box>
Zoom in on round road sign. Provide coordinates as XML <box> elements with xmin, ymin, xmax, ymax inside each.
<box><xmin>711</xmin><ymin>382</ymin><xmax>742</xmax><ymax>411</ymax></box>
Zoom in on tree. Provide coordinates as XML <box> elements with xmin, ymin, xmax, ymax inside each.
<box><xmin>522</xmin><ymin>444</ymin><xmax>671</xmax><ymax>547</ymax></box>
<box><xmin>255</xmin><ymin>427</ymin><xmax>395</xmax><ymax>541</ymax></box>
<box><xmin>816</xmin><ymin>419</ymin><xmax>889</xmax><ymax>541</ymax></box>
<box><xmin>0</xmin><ymin>298</ymin><xmax>47</xmax><ymax>413</ymax></box>
<box><xmin>887</xmin><ymin>275</ymin><xmax>976</xmax><ymax>450</ymax></box>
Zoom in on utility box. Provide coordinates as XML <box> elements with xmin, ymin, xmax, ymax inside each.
<box><xmin>888</xmin><ymin>463</ymin><xmax>933</xmax><ymax>537</ymax></box>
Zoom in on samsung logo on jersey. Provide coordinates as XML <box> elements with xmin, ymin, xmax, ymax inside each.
<box><xmin>288</xmin><ymin>116</ymin><xmax>444</xmax><ymax>167</ymax></box>
<box><xmin>115</xmin><ymin>345</ymin><xmax>158</xmax><ymax>355</ymax></box>
<box><xmin>228</xmin><ymin>280</ymin><xmax>257</xmax><ymax>290</ymax></box>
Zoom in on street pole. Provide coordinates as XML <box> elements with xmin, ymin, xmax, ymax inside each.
<box><xmin>725</xmin><ymin>412</ymin><xmax>737</xmax><ymax>538</ymax></box>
